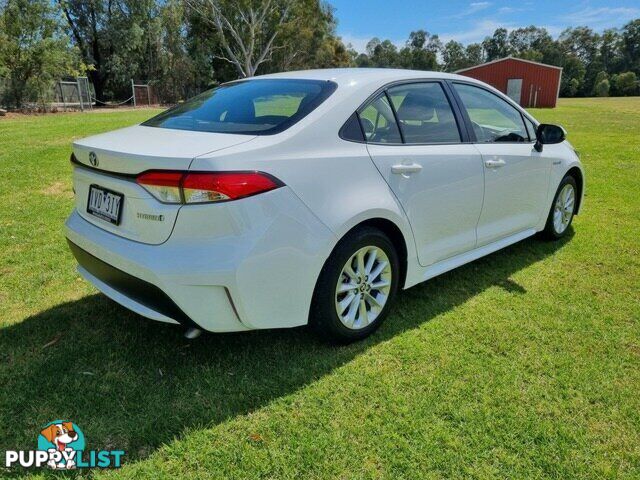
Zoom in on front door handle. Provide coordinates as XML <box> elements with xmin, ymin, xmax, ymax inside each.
<box><xmin>484</xmin><ymin>159</ymin><xmax>506</xmax><ymax>168</ymax></box>
<box><xmin>391</xmin><ymin>163</ymin><xmax>423</xmax><ymax>175</ymax></box>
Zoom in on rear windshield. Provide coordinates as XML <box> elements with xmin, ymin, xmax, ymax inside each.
<box><xmin>143</xmin><ymin>79</ymin><xmax>337</xmax><ymax>135</ymax></box>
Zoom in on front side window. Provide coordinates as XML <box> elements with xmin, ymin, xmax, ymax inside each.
<box><xmin>453</xmin><ymin>83</ymin><xmax>528</xmax><ymax>143</ymax></box>
<box><xmin>387</xmin><ymin>83</ymin><xmax>461</xmax><ymax>144</ymax></box>
<box><xmin>358</xmin><ymin>93</ymin><xmax>402</xmax><ymax>144</ymax></box>
<box><xmin>524</xmin><ymin>115</ymin><xmax>537</xmax><ymax>141</ymax></box>
<box><xmin>143</xmin><ymin>79</ymin><xmax>337</xmax><ymax>135</ymax></box>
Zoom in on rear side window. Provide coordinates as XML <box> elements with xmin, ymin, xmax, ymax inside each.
<box><xmin>453</xmin><ymin>83</ymin><xmax>528</xmax><ymax>143</ymax></box>
<box><xmin>340</xmin><ymin>112</ymin><xmax>365</xmax><ymax>142</ymax></box>
<box><xmin>143</xmin><ymin>79</ymin><xmax>337</xmax><ymax>135</ymax></box>
<box><xmin>387</xmin><ymin>83</ymin><xmax>460</xmax><ymax>144</ymax></box>
<box><xmin>358</xmin><ymin>93</ymin><xmax>402</xmax><ymax>144</ymax></box>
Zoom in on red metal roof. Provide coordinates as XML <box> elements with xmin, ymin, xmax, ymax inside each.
<box><xmin>455</xmin><ymin>56</ymin><xmax>563</xmax><ymax>74</ymax></box>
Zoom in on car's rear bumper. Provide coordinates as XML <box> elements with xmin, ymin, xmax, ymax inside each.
<box><xmin>64</xmin><ymin>187</ymin><xmax>336</xmax><ymax>332</ymax></box>
<box><xmin>67</xmin><ymin>240</ymin><xmax>201</xmax><ymax>328</ymax></box>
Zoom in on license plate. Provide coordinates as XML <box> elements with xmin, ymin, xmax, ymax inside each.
<box><xmin>87</xmin><ymin>185</ymin><xmax>124</xmax><ymax>225</ymax></box>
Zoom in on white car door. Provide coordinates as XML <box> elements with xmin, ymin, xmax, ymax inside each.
<box><xmin>363</xmin><ymin>82</ymin><xmax>484</xmax><ymax>267</ymax></box>
<box><xmin>452</xmin><ymin>82</ymin><xmax>552</xmax><ymax>246</ymax></box>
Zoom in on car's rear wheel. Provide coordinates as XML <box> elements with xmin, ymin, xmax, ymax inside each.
<box><xmin>311</xmin><ymin>226</ymin><xmax>399</xmax><ymax>343</ymax></box>
<box><xmin>542</xmin><ymin>174</ymin><xmax>577</xmax><ymax>239</ymax></box>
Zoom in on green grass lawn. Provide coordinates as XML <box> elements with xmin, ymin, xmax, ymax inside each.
<box><xmin>0</xmin><ymin>98</ymin><xmax>639</xmax><ymax>479</ymax></box>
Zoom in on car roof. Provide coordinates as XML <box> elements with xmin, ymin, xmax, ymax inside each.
<box><xmin>253</xmin><ymin>68</ymin><xmax>477</xmax><ymax>88</ymax></box>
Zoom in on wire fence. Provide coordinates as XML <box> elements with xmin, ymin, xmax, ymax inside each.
<box><xmin>56</xmin><ymin>78</ymin><xmax>93</xmax><ymax>111</ymax></box>
<box><xmin>1</xmin><ymin>77</ymin><xmax>59</xmax><ymax>111</ymax></box>
<box><xmin>1</xmin><ymin>77</ymin><xmax>162</xmax><ymax>112</ymax></box>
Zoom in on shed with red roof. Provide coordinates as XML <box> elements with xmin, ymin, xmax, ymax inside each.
<box><xmin>456</xmin><ymin>56</ymin><xmax>563</xmax><ymax>108</ymax></box>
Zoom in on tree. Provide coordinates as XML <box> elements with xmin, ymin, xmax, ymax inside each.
<box><xmin>0</xmin><ymin>4</ymin><xmax>7</xmax><ymax>80</ymax></box>
<box><xmin>398</xmin><ymin>30</ymin><xmax>439</xmax><ymax>70</ymax></box>
<box><xmin>483</xmin><ymin>28</ymin><xmax>510</xmax><ymax>61</ymax></box>
<box><xmin>559</xmin><ymin>27</ymin><xmax>601</xmax><ymax>95</ymax></box>
<box><xmin>156</xmin><ymin>0</ymin><xmax>195</xmax><ymax>102</ymax></box>
<box><xmin>270</xmin><ymin>0</ymin><xmax>350</xmax><ymax>71</ymax></box>
<box><xmin>592</xmin><ymin>71</ymin><xmax>608</xmax><ymax>95</ymax></box>
<box><xmin>184</xmin><ymin>2</ymin><xmax>235</xmax><ymax>91</ymax></box>
<box><xmin>599</xmin><ymin>28</ymin><xmax>622</xmax><ymax>74</ymax></box>
<box><xmin>353</xmin><ymin>52</ymin><xmax>372</xmax><ymax>68</ymax></box>
<box><xmin>182</xmin><ymin>0</ymin><xmax>348</xmax><ymax>93</ymax></box>
<box><xmin>465</xmin><ymin>43</ymin><xmax>484</xmax><ymax>65</ymax></box>
<box><xmin>367</xmin><ymin>38</ymin><xmax>400</xmax><ymax>68</ymax></box>
<box><xmin>620</xmin><ymin>19</ymin><xmax>640</xmax><ymax>74</ymax></box>
<box><xmin>184</xmin><ymin>0</ymin><xmax>294</xmax><ymax>78</ymax></box>
<box><xmin>57</xmin><ymin>0</ymin><xmax>108</xmax><ymax>99</ymax></box>
<box><xmin>560</xmin><ymin>27</ymin><xmax>599</xmax><ymax>63</ymax></box>
<box><xmin>593</xmin><ymin>71</ymin><xmax>610</xmax><ymax>96</ymax></box>
<box><xmin>0</xmin><ymin>0</ymin><xmax>81</xmax><ymax>108</ymax></box>
<box><xmin>560</xmin><ymin>56</ymin><xmax>586</xmax><ymax>97</ymax></box>
<box><xmin>408</xmin><ymin>30</ymin><xmax>441</xmax><ymax>55</ymax></box>
<box><xmin>567</xmin><ymin>78</ymin><xmax>580</xmax><ymax>97</ymax></box>
<box><xmin>507</xmin><ymin>25</ymin><xmax>566</xmax><ymax>66</ymax></box>
<box><xmin>594</xmin><ymin>79</ymin><xmax>609</xmax><ymax>96</ymax></box>
<box><xmin>58</xmin><ymin>0</ymin><xmax>167</xmax><ymax>100</ymax></box>
<box><xmin>613</xmin><ymin>71</ymin><xmax>638</xmax><ymax>95</ymax></box>
<box><xmin>106</xmin><ymin>1</ymin><xmax>164</xmax><ymax>98</ymax></box>
<box><xmin>509</xmin><ymin>26</ymin><xmax>552</xmax><ymax>57</ymax></box>
<box><xmin>442</xmin><ymin>40</ymin><xmax>468</xmax><ymax>72</ymax></box>
<box><xmin>312</xmin><ymin>35</ymin><xmax>351</xmax><ymax>69</ymax></box>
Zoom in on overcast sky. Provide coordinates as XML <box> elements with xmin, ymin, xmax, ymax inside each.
<box><xmin>330</xmin><ymin>0</ymin><xmax>640</xmax><ymax>52</ymax></box>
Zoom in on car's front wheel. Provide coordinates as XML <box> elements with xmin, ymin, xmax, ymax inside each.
<box><xmin>311</xmin><ymin>226</ymin><xmax>399</xmax><ymax>343</ymax></box>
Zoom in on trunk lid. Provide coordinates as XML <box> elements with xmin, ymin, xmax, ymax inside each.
<box><xmin>72</xmin><ymin>125</ymin><xmax>256</xmax><ymax>173</ymax></box>
<box><xmin>72</xmin><ymin>125</ymin><xmax>256</xmax><ymax>244</ymax></box>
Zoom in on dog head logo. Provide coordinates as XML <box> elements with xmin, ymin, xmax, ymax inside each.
<box><xmin>37</xmin><ymin>420</ymin><xmax>85</xmax><ymax>469</ymax></box>
<box><xmin>40</xmin><ymin>422</ymin><xmax>79</xmax><ymax>451</ymax></box>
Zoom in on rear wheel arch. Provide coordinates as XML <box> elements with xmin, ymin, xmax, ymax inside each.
<box><xmin>355</xmin><ymin>218</ymin><xmax>408</xmax><ymax>289</ymax></box>
<box><xmin>327</xmin><ymin>218</ymin><xmax>408</xmax><ymax>290</ymax></box>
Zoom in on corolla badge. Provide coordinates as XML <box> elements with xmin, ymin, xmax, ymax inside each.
<box><xmin>89</xmin><ymin>152</ymin><xmax>98</xmax><ymax>167</ymax></box>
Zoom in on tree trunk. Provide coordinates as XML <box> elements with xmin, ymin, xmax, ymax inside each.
<box><xmin>11</xmin><ymin>80</ymin><xmax>24</xmax><ymax>110</ymax></box>
<box><xmin>88</xmin><ymin>70</ymin><xmax>105</xmax><ymax>101</ymax></box>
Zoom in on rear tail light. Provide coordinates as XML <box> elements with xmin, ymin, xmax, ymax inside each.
<box><xmin>136</xmin><ymin>171</ymin><xmax>183</xmax><ymax>203</ymax></box>
<box><xmin>136</xmin><ymin>171</ymin><xmax>283</xmax><ymax>204</ymax></box>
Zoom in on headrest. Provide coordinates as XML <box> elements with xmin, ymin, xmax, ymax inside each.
<box><xmin>225</xmin><ymin>98</ymin><xmax>256</xmax><ymax>123</ymax></box>
<box><xmin>396</xmin><ymin>92</ymin><xmax>436</xmax><ymax>121</ymax></box>
<box><xmin>296</xmin><ymin>94</ymin><xmax>314</xmax><ymax>114</ymax></box>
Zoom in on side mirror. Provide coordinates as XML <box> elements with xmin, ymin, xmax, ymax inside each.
<box><xmin>534</xmin><ymin>124</ymin><xmax>566</xmax><ymax>152</ymax></box>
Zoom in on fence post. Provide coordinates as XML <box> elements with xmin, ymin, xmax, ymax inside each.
<box><xmin>77</xmin><ymin>79</ymin><xmax>84</xmax><ymax>112</ymax></box>
<box><xmin>59</xmin><ymin>82</ymin><xmax>67</xmax><ymax>112</ymax></box>
<box><xmin>131</xmin><ymin>79</ymin><xmax>137</xmax><ymax>108</ymax></box>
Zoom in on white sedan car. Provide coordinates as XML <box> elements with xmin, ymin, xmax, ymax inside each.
<box><xmin>65</xmin><ymin>68</ymin><xmax>584</xmax><ymax>342</ymax></box>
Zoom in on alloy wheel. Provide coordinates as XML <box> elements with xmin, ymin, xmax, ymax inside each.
<box><xmin>334</xmin><ymin>246</ymin><xmax>392</xmax><ymax>330</ymax></box>
<box><xmin>553</xmin><ymin>183</ymin><xmax>575</xmax><ymax>234</ymax></box>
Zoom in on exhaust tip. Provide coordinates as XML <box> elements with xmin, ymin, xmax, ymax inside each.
<box><xmin>184</xmin><ymin>327</ymin><xmax>202</xmax><ymax>340</ymax></box>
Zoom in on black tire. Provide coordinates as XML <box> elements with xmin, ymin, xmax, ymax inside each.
<box><xmin>310</xmin><ymin>226</ymin><xmax>400</xmax><ymax>343</ymax></box>
<box><xmin>541</xmin><ymin>174</ymin><xmax>578</xmax><ymax>240</ymax></box>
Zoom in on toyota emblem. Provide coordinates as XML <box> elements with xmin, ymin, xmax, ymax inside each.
<box><xmin>89</xmin><ymin>152</ymin><xmax>98</xmax><ymax>167</ymax></box>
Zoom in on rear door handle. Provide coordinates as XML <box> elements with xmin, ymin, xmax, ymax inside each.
<box><xmin>391</xmin><ymin>163</ymin><xmax>423</xmax><ymax>175</ymax></box>
<box><xmin>484</xmin><ymin>159</ymin><xmax>506</xmax><ymax>168</ymax></box>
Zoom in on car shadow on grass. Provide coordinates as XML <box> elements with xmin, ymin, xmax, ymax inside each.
<box><xmin>0</xmin><ymin>231</ymin><xmax>573</xmax><ymax>465</ymax></box>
